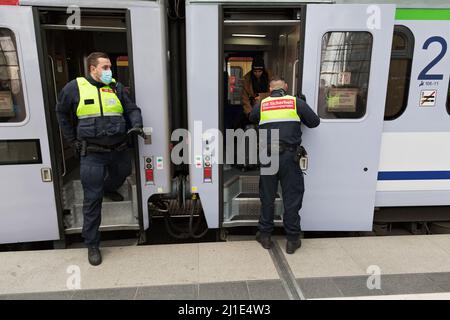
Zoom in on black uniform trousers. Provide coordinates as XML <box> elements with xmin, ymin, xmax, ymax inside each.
<box><xmin>80</xmin><ymin>149</ymin><xmax>131</xmax><ymax>247</ymax></box>
<box><xmin>259</xmin><ymin>149</ymin><xmax>304</xmax><ymax>241</ymax></box>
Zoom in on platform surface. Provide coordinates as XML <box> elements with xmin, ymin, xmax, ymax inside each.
<box><xmin>1</xmin><ymin>235</ymin><xmax>450</xmax><ymax>300</ymax></box>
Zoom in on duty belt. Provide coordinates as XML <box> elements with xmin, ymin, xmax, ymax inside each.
<box><xmin>81</xmin><ymin>140</ymin><xmax>128</xmax><ymax>154</ymax></box>
<box><xmin>280</xmin><ymin>143</ymin><xmax>298</xmax><ymax>152</ymax></box>
<box><xmin>267</xmin><ymin>142</ymin><xmax>299</xmax><ymax>154</ymax></box>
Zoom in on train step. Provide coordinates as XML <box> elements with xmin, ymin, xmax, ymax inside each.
<box><xmin>62</xmin><ymin>177</ymin><xmax>139</xmax><ymax>233</ymax></box>
<box><xmin>65</xmin><ymin>201</ymin><xmax>139</xmax><ymax>234</ymax></box>
<box><xmin>62</xmin><ymin>178</ymin><xmax>134</xmax><ymax>206</ymax></box>
<box><xmin>223</xmin><ymin>174</ymin><xmax>284</xmax><ymax>226</ymax></box>
<box><xmin>222</xmin><ymin>192</ymin><xmax>283</xmax><ymax>227</ymax></box>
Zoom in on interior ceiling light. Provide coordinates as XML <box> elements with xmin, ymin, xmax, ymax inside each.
<box><xmin>231</xmin><ymin>34</ymin><xmax>267</xmax><ymax>38</ymax></box>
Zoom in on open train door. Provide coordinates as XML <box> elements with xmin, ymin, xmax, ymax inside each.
<box><xmin>300</xmin><ymin>4</ymin><xmax>395</xmax><ymax>230</ymax></box>
<box><xmin>0</xmin><ymin>5</ymin><xmax>59</xmax><ymax>243</ymax></box>
<box><xmin>32</xmin><ymin>1</ymin><xmax>171</xmax><ymax>240</ymax></box>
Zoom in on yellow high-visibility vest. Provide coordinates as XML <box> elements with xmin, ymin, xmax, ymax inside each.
<box><xmin>259</xmin><ymin>95</ymin><xmax>300</xmax><ymax>125</ymax></box>
<box><xmin>76</xmin><ymin>77</ymin><xmax>123</xmax><ymax>119</ymax></box>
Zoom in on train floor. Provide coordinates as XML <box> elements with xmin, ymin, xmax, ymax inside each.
<box><xmin>1</xmin><ymin>234</ymin><xmax>450</xmax><ymax>300</ymax></box>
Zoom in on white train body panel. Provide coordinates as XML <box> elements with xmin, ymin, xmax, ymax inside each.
<box><xmin>376</xmin><ymin>13</ymin><xmax>450</xmax><ymax>206</ymax></box>
<box><xmin>0</xmin><ymin>0</ymin><xmax>171</xmax><ymax>244</ymax></box>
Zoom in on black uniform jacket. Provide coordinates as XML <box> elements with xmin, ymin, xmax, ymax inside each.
<box><xmin>56</xmin><ymin>76</ymin><xmax>143</xmax><ymax>146</ymax></box>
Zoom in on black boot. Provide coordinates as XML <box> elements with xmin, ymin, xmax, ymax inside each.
<box><xmin>104</xmin><ymin>191</ymin><xmax>124</xmax><ymax>202</ymax></box>
<box><xmin>88</xmin><ymin>247</ymin><xmax>102</xmax><ymax>266</ymax></box>
<box><xmin>286</xmin><ymin>239</ymin><xmax>302</xmax><ymax>254</ymax></box>
<box><xmin>256</xmin><ymin>232</ymin><xmax>273</xmax><ymax>249</ymax></box>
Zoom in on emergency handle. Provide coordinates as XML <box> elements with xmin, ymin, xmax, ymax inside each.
<box><xmin>292</xmin><ymin>59</ymin><xmax>299</xmax><ymax>96</ymax></box>
<box><xmin>48</xmin><ymin>55</ymin><xmax>67</xmax><ymax>177</ymax></box>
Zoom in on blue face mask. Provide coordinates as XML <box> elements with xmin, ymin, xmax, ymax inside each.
<box><xmin>100</xmin><ymin>70</ymin><xmax>113</xmax><ymax>85</ymax></box>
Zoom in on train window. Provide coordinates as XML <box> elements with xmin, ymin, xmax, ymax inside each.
<box><xmin>226</xmin><ymin>57</ymin><xmax>253</xmax><ymax>105</ymax></box>
<box><xmin>0</xmin><ymin>28</ymin><xmax>26</xmax><ymax>123</ymax></box>
<box><xmin>228</xmin><ymin>65</ymin><xmax>243</xmax><ymax>105</ymax></box>
<box><xmin>0</xmin><ymin>140</ymin><xmax>42</xmax><ymax>165</ymax></box>
<box><xmin>317</xmin><ymin>32</ymin><xmax>373</xmax><ymax>119</ymax></box>
<box><xmin>384</xmin><ymin>25</ymin><xmax>414</xmax><ymax>120</ymax></box>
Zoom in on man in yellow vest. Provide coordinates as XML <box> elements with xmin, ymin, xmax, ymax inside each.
<box><xmin>56</xmin><ymin>52</ymin><xmax>143</xmax><ymax>266</ymax></box>
<box><xmin>250</xmin><ymin>76</ymin><xmax>320</xmax><ymax>254</ymax></box>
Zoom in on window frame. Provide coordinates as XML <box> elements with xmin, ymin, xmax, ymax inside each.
<box><xmin>384</xmin><ymin>24</ymin><xmax>414</xmax><ymax>121</ymax></box>
<box><xmin>0</xmin><ymin>27</ymin><xmax>30</xmax><ymax>127</ymax></box>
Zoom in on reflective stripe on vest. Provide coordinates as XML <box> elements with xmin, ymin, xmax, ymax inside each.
<box><xmin>259</xmin><ymin>95</ymin><xmax>300</xmax><ymax>125</ymax></box>
<box><xmin>76</xmin><ymin>77</ymin><xmax>124</xmax><ymax>119</ymax></box>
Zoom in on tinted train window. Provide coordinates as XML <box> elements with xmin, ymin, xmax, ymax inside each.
<box><xmin>384</xmin><ymin>26</ymin><xmax>414</xmax><ymax>120</ymax></box>
<box><xmin>0</xmin><ymin>28</ymin><xmax>26</xmax><ymax>123</ymax></box>
<box><xmin>318</xmin><ymin>32</ymin><xmax>373</xmax><ymax>119</ymax></box>
<box><xmin>0</xmin><ymin>140</ymin><xmax>42</xmax><ymax>165</ymax></box>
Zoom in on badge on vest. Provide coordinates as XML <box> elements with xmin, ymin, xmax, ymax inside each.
<box><xmin>106</xmin><ymin>98</ymin><xmax>117</xmax><ymax>106</ymax></box>
<box><xmin>101</xmin><ymin>88</ymin><xmax>114</xmax><ymax>93</ymax></box>
<box><xmin>261</xmin><ymin>98</ymin><xmax>295</xmax><ymax>112</ymax></box>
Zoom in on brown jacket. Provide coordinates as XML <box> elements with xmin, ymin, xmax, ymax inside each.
<box><xmin>241</xmin><ymin>70</ymin><xmax>272</xmax><ymax>115</ymax></box>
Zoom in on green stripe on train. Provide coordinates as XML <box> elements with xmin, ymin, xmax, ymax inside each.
<box><xmin>396</xmin><ymin>9</ymin><xmax>450</xmax><ymax>20</ymax></box>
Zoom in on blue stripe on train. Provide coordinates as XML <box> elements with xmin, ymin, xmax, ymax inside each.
<box><xmin>378</xmin><ymin>171</ymin><xmax>450</xmax><ymax>181</ymax></box>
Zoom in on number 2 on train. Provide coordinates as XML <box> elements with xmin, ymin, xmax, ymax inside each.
<box><xmin>418</xmin><ymin>36</ymin><xmax>447</xmax><ymax>80</ymax></box>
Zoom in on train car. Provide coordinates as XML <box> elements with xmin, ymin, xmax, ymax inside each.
<box><xmin>1</xmin><ymin>0</ymin><xmax>450</xmax><ymax>246</ymax></box>
<box><xmin>185</xmin><ymin>0</ymin><xmax>450</xmax><ymax>232</ymax></box>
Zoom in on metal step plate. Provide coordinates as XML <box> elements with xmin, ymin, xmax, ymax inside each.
<box><xmin>63</xmin><ymin>178</ymin><xmax>133</xmax><ymax>207</ymax></box>
<box><xmin>65</xmin><ymin>201</ymin><xmax>139</xmax><ymax>234</ymax></box>
<box><xmin>62</xmin><ymin>176</ymin><xmax>138</xmax><ymax>234</ymax></box>
<box><xmin>224</xmin><ymin>174</ymin><xmax>284</xmax><ymax>227</ymax></box>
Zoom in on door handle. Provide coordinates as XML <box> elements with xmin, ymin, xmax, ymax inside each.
<box><xmin>41</xmin><ymin>168</ymin><xmax>53</xmax><ymax>182</ymax></box>
<box><xmin>48</xmin><ymin>55</ymin><xmax>67</xmax><ymax>177</ymax></box>
<box><xmin>292</xmin><ymin>59</ymin><xmax>299</xmax><ymax>96</ymax></box>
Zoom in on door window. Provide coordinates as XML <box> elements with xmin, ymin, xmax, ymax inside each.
<box><xmin>317</xmin><ymin>31</ymin><xmax>373</xmax><ymax>119</ymax></box>
<box><xmin>227</xmin><ymin>57</ymin><xmax>252</xmax><ymax>105</ymax></box>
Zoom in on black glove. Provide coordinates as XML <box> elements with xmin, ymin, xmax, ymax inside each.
<box><xmin>298</xmin><ymin>93</ymin><xmax>307</xmax><ymax>103</ymax></box>
<box><xmin>71</xmin><ymin>140</ymin><xmax>82</xmax><ymax>154</ymax></box>
<box><xmin>127</xmin><ymin>124</ymin><xmax>144</xmax><ymax>138</ymax></box>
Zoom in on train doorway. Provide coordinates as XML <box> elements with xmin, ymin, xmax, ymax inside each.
<box><xmin>220</xmin><ymin>7</ymin><xmax>304</xmax><ymax>227</ymax></box>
